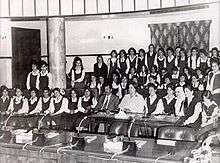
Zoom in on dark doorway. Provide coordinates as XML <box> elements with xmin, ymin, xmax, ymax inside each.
<box><xmin>12</xmin><ymin>27</ymin><xmax>41</xmax><ymax>89</ymax></box>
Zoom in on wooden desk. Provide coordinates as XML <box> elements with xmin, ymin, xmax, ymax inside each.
<box><xmin>0</xmin><ymin>132</ymin><xmax>199</xmax><ymax>163</ymax></box>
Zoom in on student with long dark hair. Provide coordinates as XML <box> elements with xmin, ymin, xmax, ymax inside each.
<box><xmin>137</xmin><ymin>49</ymin><xmax>146</xmax><ymax>73</ymax></box>
<box><xmin>166</xmin><ymin>47</ymin><xmax>177</xmax><ymax>74</ymax></box>
<box><xmin>70</xmin><ymin>57</ymin><xmax>85</xmax><ymax>89</ymax></box>
<box><xmin>26</xmin><ymin>62</ymin><xmax>40</xmax><ymax>90</ymax></box>
<box><xmin>128</xmin><ymin>47</ymin><xmax>138</xmax><ymax>69</ymax></box>
<box><xmin>117</xmin><ymin>49</ymin><xmax>130</xmax><ymax>76</ymax></box>
<box><xmin>178</xmin><ymin>48</ymin><xmax>188</xmax><ymax>74</ymax></box>
<box><xmin>154</xmin><ymin>47</ymin><xmax>166</xmax><ymax>73</ymax></box>
<box><xmin>107</xmin><ymin>50</ymin><xmax>118</xmax><ymax>79</ymax></box>
<box><xmin>94</xmin><ymin>55</ymin><xmax>108</xmax><ymax>80</ymax></box>
<box><xmin>0</xmin><ymin>86</ymin><xmax>11</xmax><ymax>114</ymax></box>
<box><xmin>188</xmin><ymin>47</ymin><xmax>198</xmax><ymax>73</ymax></box>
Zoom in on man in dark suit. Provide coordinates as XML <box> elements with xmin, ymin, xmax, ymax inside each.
<box><xmin>95</xmin><ymin>84</ymin><xmax>119</xmax><ymax>114</ymax></box>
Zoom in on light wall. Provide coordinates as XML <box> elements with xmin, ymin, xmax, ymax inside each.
<box><xmin>0</xmin><ymin>2</ymin><xmax>219</xmax><ymax>87</ymax></box>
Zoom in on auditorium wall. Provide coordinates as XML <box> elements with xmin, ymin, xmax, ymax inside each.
<box><xmin>0</xmin><ymin>2</ymin><xmax>219</xmax><ymax>87</ymax></box>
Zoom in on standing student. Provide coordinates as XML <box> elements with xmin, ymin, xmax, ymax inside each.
<box><xmin>107</xmin><ymin>50</ymin><xmax>118</xmax><ymax>79</ymax></box>
<box><xmin>178</xmin><ymin>48</ymin><xmax>188</xmax><ymax>74</ymax></box>
<box><xmin>145</xmin><ymin>44</ymin><xmax>157</xmax><ymax>70</ymax></box>
<box><xmin>166</xmin><ymin>47</ymin><xmax>177</xmax><ymax>74</ymax></box>
<box><xmin>206</xmin><ymin>59</ymin><xmax>220</xmax><ymax>106</ymax></box>
<box><xmin>8</xmin><ymin>87</ymin><xmax>29</xmax><ymax>114</ymax></box>
<box><xmin>70</xmin><ymin>57</ymin><xmax>85</xmax><ymax>89</ymax></box>
<box><xmin>197</xmin><ymin>49</ymin><xmax>210</xmax><ymax>75</ymax></box>
<box><xmin>26</xmin><ymin>62</ymin><xmax>40</xmax><ymax>90</ymax></box>
<box><xmin>94</xmin><ymin>55</ymin><xmax>108</xmax><ymax>80</ymax></box>
<box><xmin>154</xmin><ymin>47</ymin><xmax>166</xmax><ymax>73</ymax></box>
<box><xmin>128</xmin><ymin>47</ymin><xmax>138</xmax><ymax>70</ymax></box>
<box><xmin>117</xmin><ymin>49</ymin><xmax>130</xmax><ymax>76</ymax></box>
<box><xmin>137</xmin><ymin>49</ymin><xmax>146</xmax><ymax>73</ymax></box>
<box><xmin>188</xmin><ymin>47</ymin><xmax>198</xmax><ymax>73</ymax></box>
<box><xmin>39</xmin><ymin>61</ymin><xmax>52</xmax><ymax>90</ymax></box>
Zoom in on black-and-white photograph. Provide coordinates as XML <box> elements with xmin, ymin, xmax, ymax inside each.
<box><xmin>0</xmin><ymin>0</ymin><xmax>220</xmax><ymax>162</ymax></box>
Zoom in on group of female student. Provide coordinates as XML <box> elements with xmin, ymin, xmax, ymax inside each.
<box><xmin>0</xmin><ymin>44</ymin><xmax>219</xmax><ymax>130</ymax></box>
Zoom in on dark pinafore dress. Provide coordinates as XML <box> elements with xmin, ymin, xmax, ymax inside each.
<box><xmin>39</xmin><ymin>74</ymin><xmax>49</xmax><ymax>90</ymax></box>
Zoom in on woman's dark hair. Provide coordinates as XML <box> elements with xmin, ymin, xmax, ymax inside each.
<box><xmin>167</xmin><ymin>83</ymin><xmax>175</xmax><ymax>91</ymax></box>
<box><xmin>72</xmin><ymin>56</ymin><xmax>83</xmax><ymax>71</ymax></box>
<box><xmin>0</xmin><ymin>85</ymin><xmax>9</xmax><ymax>92</ymax></box>
<box><xmin>191</xmin><ymin>47</ymin><xmax>199</xmax><ymax>53</ymax></box>
<box><xmin>148</xmin><ymin>44</ymin><xmax>155</xmax><ymax>50</ymax></box>
<box><xmin>150</xmin><ymin>65</ymin><xmax>158</xmax><ymax>73</ymax></box>
<box><xmin>210</xmin><ymin>58</ymin><xmax>220</xmax><ymax>66</ymax></box>
<box><xmin>119</xmin><ymin>49</ymin><xmax>127</xmax><ymax>58</ymax></box>
<box><xmin>148</xmin><ymin>83</ymin><xmax>157</xmax><ymax>90</ymax></box>
<box><xmin>53</xmin><ymin>88</ymin><xmax>60</xmax><ymax>93</ymax></box>
<box><xmin>199</xmin><ymin>49</ymin><xmax>208</xmax><ymax>56</ymax></box>
<box><xmin>129</xmin><ymin>81</ymin><xmax>139</xmax><ymax>90</ymax></box>
<box><xmin>112</xmin><ymin>71</ymin><xmax>121</xmax><ymax>85</ymax></box>
<box><xmin>110</xmin><ymin>50</ymin><xmax>118</xmax><ymax>57</ymax></box>
<box><xmin>83</xmin><ymin>87</ymin><xmax>94</xmax><ymax>97</ymax></box>
<box><xmin>202</xmin><ymin>90</ymin><xmax>213</xmax><ymax>100</ymax></box>
<box><xmin>70</xmin><ymin>88</ymin><xmax>78</xmax><ymax>98</ymax></box>
<box><xmin>128</xmin><ymin>47</ymin><xmax>136</xmax><ymax>55</ymax></box>
<box><xmin>166</xmin><ymin>47</ymin><xmax>174</xmax><ymax>53</ymax></box>
<box><xmin>96</xmin><ymin>55</ymin><xmax>104</xmax><ymax>63</ymax></box>
<box><xmin>138</xmin><ymin>49</ymin><xmax>146</xmax><ymax>56</ymax></box>
<box><xmin>40</xmin><ymin>60</ymin><xmax>48</xmax><ymax>67</ymax></box>
<box><xmin>183</xmin><ymin>84</ymin><xmax>194</xmax><ymax>92</ymax></box>
<box><xmin>211</xmin><ymin>47</ymin><xmax>219</xmax><ymax>54</ymax></box>
<box><xmin>29</xmin><ymin>88</ymin><xmax>39</xmax><ymax>96</ymax></box>
<box><xmin>42</xmin><ymin>87</ymin><xmax>51</xmax><ymax>95</ymax></box>
<box><xmin>158</xmin><ymin>47</ymin><xmax>165</xmax><ymax>54</ymax></box>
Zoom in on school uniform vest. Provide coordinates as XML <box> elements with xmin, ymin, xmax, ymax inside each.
<box><xmin>29</xmin><ymin>73</ymin><xmax>38</xmax><ymax>89</ymax></box>
<box><xmin>178</xmin><ymin>58</ymin><xmax>187</xmax><ymax>73</ymax></box>
<box><xmin>183</xmin><ymin>97</ymin><xmax>202</xmax><ymax>128</ymax></box>
<box><xmin>162</xmin><ymin>98</ymin><xmax>176</xmax><ymax>115</ymax></box>
<box><xmin>81</xmin><ymin>97</ymin><xmax>93</xmax><ymax>110</ymax></box>
<box><xmin>13</xmin><ymin>98</ymin><xmax>24</xmax><ymax>113</ymax></box>
<box><xmin>41</xmin><ymin>97</ymin><xmax>51</xmax><ymax>113</ymax></box>
<box><xmin>202</xmin><ymin>103</ymin><xmax>217</xmax><ymax>117</ymax></box>
<box><xmin>157</xmin><ymin>58</ymin><xmax>165</xmax><ymax>70</ymax></box>
<box><xmin>0</xmin><ymin>97</ymin><xmax>11</xmax><ymax>112</ymax></box>
<box><xmin>68</xmin><ymin>98</ymin><xmax>78</xmax><ymax>111</ymax></box>
<box><xmin>119</xmin><ymin>59</ymin><xmax>127</xmax><ymax>75</ymax></box>
<box><xmin>137</xmin><ymin>57</ymin><xmax>145</xmax><ymax>72</ymax></box>
<box><xmin>53</xmin><ymin>98</ymin><xmax>63</xmax><ymax>113</ymax></box>
<box><xmin>166</xmin><ymin>57</ymin><xmax>175</xmax><ymax>73</ymax></box>
<box><xmin>28</xmin><ymin>98</ymin><xmax>39</xmax><ymax>113</ymax></box>
<box><xmin>146</xmin><ymin>96</ymin><xmax>160</xmax><ymax>114</ymax></box>
<box><xmin>39</xmin><ymin>75</ymin><xmax>49</xmax><ymax>90</ymax></box>
<box><xmin>147</xmin><ymin>52</ymin><xmax>156</xmax><ymax>69</ymax></box>
<box><xmin>208</xmin><ymin>72</ymin><xmax>220</xmax><ymax>93</ymax></box>
<box><xmin>129</xmin><ymin>56</ymin><xmax>137</xmax><ymax>69</ymax></box>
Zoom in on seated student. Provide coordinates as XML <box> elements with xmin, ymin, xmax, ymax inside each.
<box><xmin>119</xmin><ymin>82</ymin><xmax>145</xmax><ymax>114</ymax></box>
<box><xmin>210</xmin><ymin>47</ymin><xmax>219</xmax><ymax>61</ymax></box>
<box><xmin>50</xmin><ymin>88</ymin><xmax>70</xmax><ymax>129</ymax></box>
<box><xmin>0</xmin><ymin>86</ymin><xmax>11</xmax><ymax>114</ymax></box>
<box><xmin>196</xmin><ymin>68</ymin><xmax>205</xmax><ymax>84</ymax></box>
<box><xmin>30</xmin><ymin>87</ymin><xmax>53</xmax><ymax>115</ymax></box>
<box><xmin>178</xmin><ymin>85</ymin><xmax>202</xmax><ymax>128</ymax></box>
<box><xmin>77</xmin><ymin>87</ymin><xmax>97</xmax><ymax>114</ymax></box>
<box><xmin>159</xmin><ymin>68</ymin><xmax>168</xmax><ymax>84</ymax></box>
<box><xmin>0</xmin><ymin>86</ymin><xmax>11</xmax><ymax>123</ymax></box>
<box><xmin>97</xmin><ymin>76</ymin><xmax>105</xmax><ymax>96</ymax></box>
<box><xmin>26</xmin><ymin>62</ymin><xmax>40</xmax><ymax>90</ymax></box>
<box><xmin>146</xmin><ymin>75</ymin><xmax>159</xmax><ymax>88</ymax></box>
<box><xmin>95</xmin><ymin>84</ymin><xmax>119</xmax><ymax>113</ymax></box>
<box><xmin>145</xmin><ymin>83</ymin><xmax>164</xmax><ymax>115</ymax></box>
<box><xmin>162</xmin><ymin>84</ymin><xmax>176</xmax><ymax>115</ymax></box>
<box><xmin>201</xmin><ymin>90</ymin><xmax>219</xmax><ymax>127</ymax></box>
<box><xmin>171</xmin><ymin>66</ymin><xmax>179</xmax><ymax>85</ymax></box>
<box><xmin>51</xmin><ymin>88</ymin><xmax>69</xmax><ymax>115</ymax></box>
<box><xmin>158</xmin><ymin>74</ymin><xmax>171</xmax><ymax>95</ymax></box>
<box><xmin>68</xmin><ymin>89</ymin><xmax>79</xmax><ymax>114</ymax></box>
<box><xmin>39</xmin><ymin>61</ymin><xmax>52</xmax><ymax>90</ymax></box>
<box><xmin>27</xmin><ymin>88</ymin><xmax>39</xmax><ymax>114</ymax></box>
<box><xmin>174</xmin><ymin>86</ymin><xmax>185</xmax><ymax>117</ymax></box>
<box><xmin>191</xmin><ymin>74</ymin><xmax>205</xmax><ymax>98</ymax></box>
<box><xmin>206</xmin><ymin>58</ymin><xmax>220</xmax><ymax>106</ymax></box>
<box><xmin>7</xmin><ymin>87</ymin><xmax>29</xmax><ymax>114</ymax></box>
<box><xmin>120</xmin><ymin>75</ymin><xmax>129</xmax><ymax>97</ymax></box>
<box><xmin>128</xmin><ymin>67</ymin><xmax>137</xmax><ymax>82</ymax></box>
